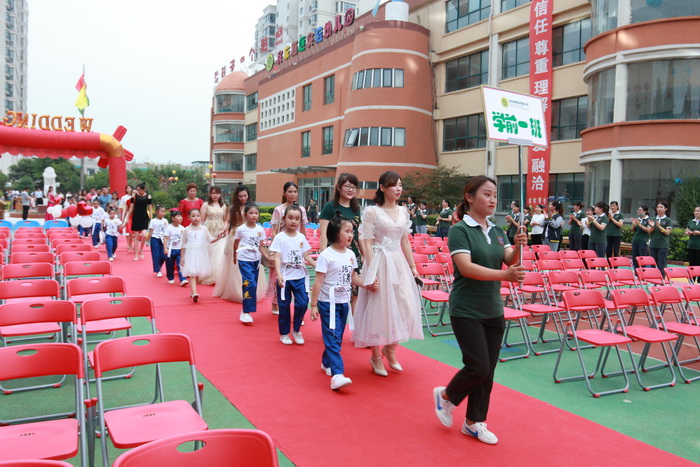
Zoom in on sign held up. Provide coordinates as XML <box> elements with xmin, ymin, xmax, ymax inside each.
<box><xmin>481</xmin><ymin>86</ymin><xmax>549</xmax><ymax>148</ymax></box>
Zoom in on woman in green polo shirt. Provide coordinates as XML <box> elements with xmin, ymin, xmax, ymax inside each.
<box><xmin>606</xmin><ymin>201</ymin><xmax>624</xmax><ymax>258</ymax></box>
<box><xmin>650</xmin><ymin>201</ymin><xmax>672</xmax><ymax>275</ymax></box>
<box><xmin>436</xmin><ymin>199</ymin><xmax>453</xmax><ymax>238</ymax></box>
<box><xmin>433</xmin><ymin>175</ymin><xmax>526</xmax><ymax>445</ymax></box>
<box><xmin>685</xmin><ymin>205</ymin><xmax>700</xmax><ymax>281</ymax></box>
<box><xmin>631</xmin><ymin>205</ymin><xmax>653</xmax><ymax>269</ymax></box>
<box><xmin>587</xmin><ymin>201</ymin><xmax>608</xmax><ymax>258</ymax></box>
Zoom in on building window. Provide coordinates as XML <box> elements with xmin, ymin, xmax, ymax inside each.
<box><xmin>215</xmin><ymin>93</ymin><xmax>245</xmax><ymax>113</ymax></box>
<box><xmin>501</xmin><ymin>0</ymin><xmax>529</xmax><ymax>13</ymax></box>
<box><xmin>588</xmin><ymin>67</ymin><xmax>615</xmax><ymax>127</ymax></box>
<box><xmin>502</xmin><ymin>37</ymin><xmax>530</xmax><ymax>79</ymax></box>
<box><xmin>302</xmin><ymin>84</ymin><xmax>312</xmax><ymax>111</ymax></box>
<box><xmin>245</xmin><ymin>123</ymin><xmax>258</xmax><ymax>142</ymax></box>
<box><xmin>5</xmin><ymin>82</ymin><xmax>13</xmax><ymax>98</ymax></box>
<box><xmin>5</xmin><ymin>99</ymin><xmax>13</xmax><ymax>111</ymax></box>
<box><xmin>322</xmin><ymin>126</ymin><xmax>334</xmax><ymax>154</ymax></box>
<box><xmin>445</xmin><ymin>50</ymin><xmax>489</xmax><ymax>93</ymax></box>
<box><xmin>626</xmin><ymin>58</ymin><xmax>700</xmax><ymax>121</ymax></box>
<box><xmin>631</xmin><ymin>0</ymin><xmax>700</xmax><ymax>24</ymax></box>
<box><xmin>360</xmin><ymin>181</ymin><xmax>378</xmax><ymax>190</ymax></box>
<box><xmin>324</xmin><ymin>75</ymin><xmax>335</xmax><ymax>105</ymax></box>
<box><xmin>446</xmin><ymin>0</ymin><xmax>490</xmax><ymax>33</ymax></box>
<box><xmin>337</xmin><ymin>1</ymin><xmax>355</xmax><ymax>13</ymax></box>
<box><xmin>302</xmin><ymin>131</ymin><xmax>311</xmax><ymax>157</ymax></box>
<box><xmin>244</xmin><ymin>154</ymin><xmax>257</xmax><ymax>172</ymax></box>
<box><xmin>5</xmin><ymin>65</ymin><xmax>14</xmax><ymax>81</ymax></box>
<box><xmin>245</xmin><ymin>92</ymin><xmax>258</xmax><ymax>111</ymax></box>
<box><xmin>552</xmin><ymin>18</ymin><xmax>591</xmax><ymax>67</ymax></box>
<box><xmin>214</xmin><ymin>152</ymin><xmax>244</xmax><ymax>171</ymax></box>
<box><xmin>214</xmin><ymin>123</ymin><xmax>244</xmax><ymax>143</ymax></box>
<box><xmin>443</xmin><ymin>114</ymin><xmax>486</xmax><ymax>151</ymax></box>
<box><xmin>352</xmin><ymin>69</ymin><xmax>404</xmax><ymax>90</ymax></box>
<box><xmin>497</xmin><ymin>175</ymin><xmax>526</xmax><ymax>211</ymax></box>
<box><xmin>551</xmin><ymin>96</ymin><xmax>588</xmax><ymax>141</ymax></box>
<box><xmin>498</xmin><ymin>173</ymin><xmax>584</xmax><ymax>212</ymax></box>
<box><xmin>344</xmin><ymin>127</ymin><xmax>406</xmax><ymax>147</ymax></box>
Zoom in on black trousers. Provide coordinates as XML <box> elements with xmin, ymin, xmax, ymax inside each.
<box><xmin>569</xmin><ymin>233</ymin><xmax>582</xmax><ymax>251</ymax></box>
<box><xmin>446</xmin><ymin>315</ymin><xmax>504</xmax><ymax>423</ymax></box>
<box><xmin>606</xmin><ymin>236</ymin><xmax>621</xmax><ymax>258</ymax></box>
<box><xmin>21</xmin><ymin>205</ymin><xmax>29</xmax><ymax>220</ymax></box>
<box><xmin>689</xmin><ymin>249</ymin><xmax>700</xmax><ymax>282</ymax></box>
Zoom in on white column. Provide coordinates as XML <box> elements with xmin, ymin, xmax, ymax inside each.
<box><xmin>613</xmin><ymin>63</ymin><xmax>627</xmax><ymax>123</ymax></box>
<box><xmin>608</xmin><ymin>149</ymin><xmax>622</xmax><ymax>203</ymax></box>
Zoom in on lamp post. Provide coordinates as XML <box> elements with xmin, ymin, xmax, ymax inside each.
<box><xmin>205</xmin><ymin>163</ymin><xmax>215</xmax><ymax>189</ymax></box>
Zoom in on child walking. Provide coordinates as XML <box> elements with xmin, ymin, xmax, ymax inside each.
<box><xmin>310</xmin><ymin>214</ymin><xmax>376</xmax><ymax>390</ymax></box>
<box><xmin>164</xmin><ymin>210</ymin><xmax>187</xmax><ymax>286</ymax></box>
<box><xmin>233</xmin><ymin>204</ymin><xmax>270</xmax><ymax>324</ymax></box>
<box><xmin>270</xmin><ymin>204</ymin><xmax>316</xmax><ymax>345</ymax></box>
<box><xmin>148</xmin><ymin>205</ymin><xmax>168</xmax><ymax>277</ymax></box>
<box><xmin>102</xmin><ymin>207</ymin><xmax>120</xmax><ymax>261</ymax></box>
<box><xmin>180</xmin><ymin>209</ymin><xmax>217</xmax><ymax>302</ymax></box>
<box><xmin>91</xmin><ymin>198</ymin><xmax>106</xmax><ymax>248</ymax></box>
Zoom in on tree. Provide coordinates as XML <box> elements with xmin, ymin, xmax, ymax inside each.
<box><xmin>8</xmin><ymin>158</ymin><xmax>81</xmax><ymax>193</ymax></box>
<box><xmin>84</xmin><ymin>169</ymin><xmax>111</xmax><ymax>191</ymax></box>
<box><xmin>675</xmin><ymin>175</ymin><xmax>700</xmax><ymax>226</ymax></box>
<box><xmin>123</xmin><ymin>164</ymin><xmax>208</xmax><ymax>210</ymax></box>
<box><xmin>401</xmin><ymin>164</ymin><xmax>470</xmax><ymax>212</ymax></box>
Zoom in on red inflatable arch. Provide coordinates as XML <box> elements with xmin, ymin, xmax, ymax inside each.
<box><xmin>0</xmin><ymin>125</ymin><xmax>133</xmax><ymax>197</ymax></box>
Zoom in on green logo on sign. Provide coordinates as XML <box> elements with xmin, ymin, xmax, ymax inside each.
<box><xmin>501</xmin><ymin>98</ymin><xmax>509</xmax><ymax>108</ymax></box>
<box><xmin>265</xmin><ymin>54</ymin><xmax>275</xmax><ymax>72</ymax></box>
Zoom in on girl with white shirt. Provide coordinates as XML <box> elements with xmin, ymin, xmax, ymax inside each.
<box><xmin>233</xmin><ymin>204</ymin><xmax>270</xmax><ymax>324</ymax></box>
<box><xmin>529</xmin><ymin>204</ymin><xmax>546</xmax><ymax>245</ymax></box>
<box><xmin>148</xmin><ymin>206</ymin><xmax>169</xmax><ymax>277</ymax></box>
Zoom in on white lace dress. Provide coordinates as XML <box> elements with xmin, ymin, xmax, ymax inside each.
<box><xmin>200</xmin><ymin>203</ymin><xmax>226</xmax><ymax>285</ymax></box>
<box><xmin>181</xmin><ymin>225</ymin><xmax>214</xmax><ymax>278</ymax></box>
<box><xmin>352</xmin><ymin>206</ymin><xmax>423</xmax><ymax>347</ymax></box>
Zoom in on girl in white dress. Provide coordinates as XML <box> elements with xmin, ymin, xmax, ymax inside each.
<box><xmin>200</xmin><ymin>186</ymin><xmax>227</xmax><ymax>285</ymax></box>
<box><xmin>181</xmin><ymin>209</ymin><xmax>217</xmax><ymax>303</ymax></box>
<box><xmin>353</xmin><ymin>171</ymin><xmax>423</xmax><ymax>376</ymax></box>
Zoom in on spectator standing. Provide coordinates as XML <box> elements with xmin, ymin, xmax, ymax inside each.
<box><xmin>530</xmin><ymin>204</ymin><xmax>545</xmax><ymax>245</ymax></box>
<box><xmin>505</xmin><ymin>201</ymin><xmax>520</xmax><ymax>246</ymax></box>
<box><xmin>33</xmin><ymin>187</ymin><xmax>44</xmax><ymax>206</ymax></box>
<box><xmin>650</xmin><ymin>202</ymin><xmax>672</xmax><ymax>275</ymax></box>
<box><xmin>436</xmin><ymin>199</ymin><xmax>453</xmax><ymax>238</ymax></box>
<box><xmin>20</xmin><ymin>187</ymin><xmax>30</xmax><ymax>220</ymax></box>
<box><xmin>685</xmin><ymin>205</ymin><xmax>700</xmax><ymax>282</ymax></box>
<box><xmin>568</xmin><ymin>201</ymin><xmax>585</xmax><ymax>251</ymax></box>
<box><xmin>543</xmin><ymin>201</ymin><xmax>564</xmax><ymax>252</ymax></box>
<box><xmin>307</xmin><ymin>198</ymin><xmax>318</xmax><ymax>224</ymax></box>
<box><xmin>631</xmin><ymin>205</ymin><xmax>652</xmax><ymax>268</ymax></box>
<box><xmin>414</xmin><ymin>202</ymin><xmax>428</xmax><ymax>234</ymax></box>
<box><xmin>606</xmin><ymin>201</ymin><xmax>624</xmax><ymax>258</ymax></box>
<box><xmin>177</xmin><ymin>183</ymin><xmax>204</xmax><ymax>228</ymax></box>
<box><xmin>97</xmin><ymin>186</ymin><xmax>113</xmax><ymax>210</ymax></box>
<box><xmin>587</xmin><ymin>202</ymin><xmax>609</xmax><ymax>258</ymax></box>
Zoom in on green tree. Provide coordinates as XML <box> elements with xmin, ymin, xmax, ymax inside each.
<box><xmin>124</xmin><ymin>164</ymin><xmax>208</xmax><ymax>211</ymax></box>
<box><xmin>8</xmin><ymin>158</ymin><xmax>81</xmax><ymax>193</ymax></box>
<box><xmin>84</xmin><ymin>169</ymin><xmax>111</xmax><ymax>190</ymax></box>
<box><xmin>675</xmin><ymin>175</ymin><xmax>700</xmax><ymax>227</ymax></box>
<box><xmin>401</xmin><ymin>164</ymin><xmax>470</xmax><ymax>212</ymax></box>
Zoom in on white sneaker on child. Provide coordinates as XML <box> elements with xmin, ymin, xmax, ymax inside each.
<box><xmin>168</xmin><ymin>280</ymin><xmax>175</xmax><ymax>284</ymax></box>
<box><xmin>433</xmin><ymin>387</ymin><xmax>455</xmax><ymax>427</ymax></box>
<box><xmin>156</xmin><ymin>272</ymin><xmax>163</xmax><ymax>278</ymax></box>
<box><xmin>292</xmin><ymin>331</ymin><xmax>305</xmax><ymax>345</ymax></box>
<box><xmin>240</xmin><ymin>312</ymin><xmax>253</xmax><ymax>324</ymax></box>
<box><xmin>108</xmin><ymin>257</ymin><xmax>114</xmax><ymax>262</ymax></box>
<box><xmin>321</xmin><ymin>364</ymin><xmax>332</xmax><ymax>376</ymax></box>
<box><xmin>462</xmin><ymin>421</ymin><xmax>498</xmax><ymax>445</ymax></box>
<box><xmin>280</xmin><ymin>335</ymin><xmax>293</xmax><ymax>345</ymax></box>
<box><xmin>330</xmin><ymin>374</ymin><xmax>352</xmax><ymax>390</ymax></box>
<box><xmin>180</xmin><ymin>280</ymin><xmax>189</xmax><ymax>287</ymax></box>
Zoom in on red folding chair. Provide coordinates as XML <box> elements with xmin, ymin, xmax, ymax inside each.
<box><xmin>531</xmin><ymin>244</ymin><xmax>551</xmax><ymax>253</ymax></box>
<box><xmin>500</xmin><ymin>282</ymin><xmax>533</xmax><ymax>362</ymax></box>
<box><xmin>513</xmin><ymin>272</ymin><xmax>565</xmax><ymax>355</ymax></box>
<box><xmin>415</xmin><ymin>245</ymin><xmax>439</xmax><ymax>257</ymax></box>
<box><xmin>607</xmin><ymin>268</ymin><xmax>639</xmax><ymax>289</ymax></box>
<box><xmin>0</xmin><ymin>279</ymin><xmax>60</xmax><ymax>304</ymax></box>
<box><xmin>635</xmin><ymin>267</ymin><xmax>666</xmax><ymax>289</ymax></box>
<box><xmin>535</xmin><ymin>259</ymin><xmax>563</xmax><ymax>274</ymax></box>
<box><xmin>62</xmin><ymin>260</ymin><xmax>113</xmax><ymax>290</ymax></box>
<box><xmin>585</xmin><ymin>257</ymin><xmax>609</xmax><ymax>270</ymax></box>
<box><xmin>577</xmin><ymin>250</ymin><xmax>597</xmax><ymax>260</ymax></box>
<box><xmin>553</xmin><ymin>290</ymin><xmax>633</xmax><ymax>397</ymax></box>
<box><xmin>11</xmin><ymin>244</ymin><xmax>51</xmax><ymax>253</ymax></box>
<box><xmin>2</xmin><ymin>262</ymin><xmax>55</xmax><ymax>281</ymax></box>
<box><xmin>13</xmin><ymin>231</ymin><xmax>46</xmax><ymax>239</ymax></box>
<box><xmin>412</xmin><ymin>253</ymin><xmax>431</xmax><ymax>264</ymax></box>
<box><xmin>66</xmin><ymin>276</ymin><xmax>126</xmax><ymax>305</ymax></box>
<box><xmin>12</xmin><ymin>237</ymin><xmax>46</xmax><ymax>245</ymax></box>
<box><xmin>521</xmin><ymin>250</ymin><xmax>537</xmax><ymax>261</ymax></box>
<box><xmin>10</xmin><ymin>252</ymin><xmax>54</xmax><ymax>265</ymax></box>
<box><xmin>636</xmin><ymin>256</ymin><xmax>657</xmax><ymax>268</ymax></box>
<box><xmin>546</xmin><ymin>270</ymin><xmax>581</xmax><ymax>301</ymax></box>
<box><xmin>687</xmin><ymin>266</ymin><xmax>700</xmax><ymax>283</ymax></box>
<box><xmin>51</xmin><ymin>238</ymin><xmax>85</xmax><ymax>248</ymax></box>
<box><xmin>416</xmin><ymin>263</ymin><xmax>451</xmax><ymax>336</ymax></box>
<box><xmin>55</xmin><ymin>243</ymin><xmax>92</xmax><ymax>255</ymax></box>
<box><xmin>92</xmin><ymin>333</ymin><xmax>207</xmax><ymax>466</ymax></box>
<box><xmin>608</xmin><ymin>256</ymin><xmax>632</xmax><ymax>269</ymax></box>
<box><xmin>559</xmin><ymin>250</ymin><xmax>580</xmax><ymax>260</ymax></box>
<box><xmin>112</xmin><ymin>429</ymin><xmax>278</xmax><ymax>467</ymax></box>
<box><xmin>59</xmin><ymin>251</ymin><xmax>101</xmax><ymax>265</ymax></box>
<box><xmin>0</xmin><ymin>343</ymin><xmax>87</xmax><ymax>466</ymax></box>
<box><xmin>537</xmin><ymin>250</ymin><xmax>561</xmax><ymax>261</ymax></box>
<box><xmin>665</xmin><ymin>267</ymin><xmax>691</xmax><ymax>284</ymax></box>
<box><xmin>561</xmin><ymin>258</ymin><xmax>585</xmax><ymax>271</ymax></box>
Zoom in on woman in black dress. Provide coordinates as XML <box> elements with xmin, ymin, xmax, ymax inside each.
<box><xmin>123</xmin><ymin>183</ymin><xmax>153</xmax><ymax>261</ymax></box>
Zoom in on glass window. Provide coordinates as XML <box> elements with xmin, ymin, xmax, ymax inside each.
<box><xmin>360</xmin><ymin>181</ymin><xmax>379</xmax><ymax>190</ymax></box>
<box><xmin>394</xmin><ymin>128</ymin><xmax>406</xmax><ymax>146</ymax></box>
<box><xmin>588</xmin><ymin>67</ymin><xmax>615</xmax><ymax>127</ymax></box>
<box><xmin>359</xmin><ymin>127</ymin><xmax>369</xmax><ymax>146</ymax></box>
<box><xmin>353</xmin><ymin>69</ymin><xmax>405</xmax><ymax>90</ymax></box>
<box><xmin>355</xmin><ymin>70</ymin><xmax>364</xmax><ymax>90</ymax></box>
<box><xmin>5</xmin><ymin>65</ymin><xmax>14</xmax><ymax>80</ymax></box>
<box><xmin>497</xmin><ymin>175</ymin><xmax>526</xmax><ymax>211</ymax></box>
<box><xmin>215</xmin><ymin>94</ymin><xmax>245</xmax><ymax>113</ymax></box>
<box><xmin>324</xmin><ymin>75</ymin><xmax>335</xmax><ymax>105</ymax></box>
<box><xmin>214</xmin><ymin>152</ymin><xmax>244</xmax><ymax>171</ymax></box>
<box><xmin>446</xmin><ymin>50</ymin><xmax>489</xmax><ymax>93</ymax></box>
<box><xmin>591</xmin><ymin>0</ymin><xmax>618</xmax><ymax>35</ymax></box>
<box><xmin>302</xmin><ymin>131</ymin><xmax>311</xmax><ymax>158</ymax></box>
<box><xmin>551</xmin><ymin>96</ymin><xmax>588</xmax><ymax>141</ymax></box>
<box><xmin>446</xmin><ymin>0</ymin><xmax>491</xmax><ymax>33</ymax></box>
<box><xmin>631</xmin><ymin>0</ymin><xmax>700</xmax><ymax>24</ymax></box>
<box><xmin>552</xmin><ymin>18</ymin><xmax>591</xmax><ymax>67</ymax></box>
<box><xmin>501</xmin><ymin>0</ymin><xmax>529</xmax><ymax>13</ymax></box>
<box><xmin>369</xmin><ymin>127</ymin><xmax>379</xmax><ymax>146</ymax></box>
<box><xmin>322</xmin><ymin>126</ymin><xmax>334</xmax><ymax>154</ymax></box>
<box><xmin>627</xmin><ymin>59</ymin><xmax>700</xmax><ymax>121</ymax></box>
<box><xmin>345</xmin><ymin>128</ymin><xmax>359</xmax><ymax>146</ymax></box>
<box><xmin>394</xmin><ymin>69</ymin><xmax>404</xmax><ymax>88</ymax></box>
<box><xmin>443</xmin><ymin>114</ymin><xmax>486</xmax><ymax>151</ymax></box>
<box><xmin>245</xmin><ymin>92</ymin><xmax>258</xmax><ymax>111</ymax></box>
<box><xmin>245</xmin><ymin>123</ymin><xmax>257</xmax><ymax>142</ymax></box>
<box><xmin>381</xmin><ymin>127</ymin><xmax>392</xmax><ymax>146</ymax></box>
<box><xmin>244</xmin><ymin>154</ymin><xmax>257</xmax><ymax>171</ymax></box>
<box><xmin>302</xmin><ymin>84</ymin><xmax>312</xmax><ymax>111</ymax></box>
<box><xmin>502</xmin><ymin>37</ymin><xmax>530</xmax><ymax>79</ymax></box>
<box><xmin>214</xmin><ymin>123</ymin><xmax>244</xmax><ymax>143</ymax></box>
<box><xmin>344</xmin><ymin>127</ymin><xmax>406</xmax><ymax>147</ymax></box>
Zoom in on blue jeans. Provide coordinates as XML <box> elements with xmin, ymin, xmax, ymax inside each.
<box><xmin>548</xmin><ymin>241</ymin><xmax>560</xmax><ymax>252</ymax></box>
<box><xmin>319</xmin><ymin>301</ymin><xmax>349</xmax><ymax>376</ymax></box>
<box><xmin>91</xmin><ymin>223</ymin><xmax>102</xmax><ymax>246</ymax></box>
<box><xmin>276</xmin><ymin>278</ymin><xmax>308</xmax><ymax>336</ymax></box>
<box><xmin>150</xmin><ymin>237</ymin><xmax>165</xmax><ymax>273</ymax></box>
<box><xmin>165</xmin><ymin>249</ymin><xmax>185</xmax><ymax>282</ymax></box>
<box><xmin>239</xmin><ymin>260</ymin><xmax>259</xmax><ymax>313</ymax></box>
<box><xmin>105</xmin><ymin>234</ymin><xmax>118</xmax><ymax>258</ymax></box>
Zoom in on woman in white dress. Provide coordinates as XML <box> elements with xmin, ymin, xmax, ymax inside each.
<box><xmin>213</xmin><ymin>185</ymin><xmax>267</xmax><ymax>302</ymax></box>
<box><xmin>353</xmin><ymin>171</ymin><xmax>423</xmax><ymax>376</ymax></box>
<box><xmin>200</xmin><ymin>186</ymin><xmax>227</xmax><ymax>285</ymax></box>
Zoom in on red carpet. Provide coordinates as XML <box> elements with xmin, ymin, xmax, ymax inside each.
<box><xmin>108</xmin><ymin>246</ymin><xmax>693</xmax><ymax>466</ymax></box>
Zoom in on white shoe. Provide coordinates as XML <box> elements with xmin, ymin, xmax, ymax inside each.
<box><xmin>321</xmin><ymin>363</ymin><xmax>332</xmax><ymax>376</ymax></box>
<box><xmin>330</xmin><ymin>374</ymin><xmax>352</xmax><ymax>390</ymax></box>
<box><xmin>113</xmin><ymin>254</ymin><xmax>117</xmax><ymax>259</ymax></box>
<box><xmin>156</xmin><ymin>272</ymin><xmax>163</xmax><ymax>278</ymax></box>
<box><xmin>108</xmin><ymin>257</ymin><xmax>114</xmax><ymax>262</ymax></box>
<box><xmin>180</xmin><ymin>280</ymin><xmax>189</xmax><ymax>287</ymax></box>
<box><xmin>292</xmin><ymin>331</ymin><xmax>305</xmax><ymax>345</ymax></box>
<box><xmin>168</xmin><ymin>280</ymin><xmax>175</xmax><ymax>284</ymax></box>
<box><xmin>240</xmin><ymin>312</ymin><xmax>254</xmax><ymax>324</ymax></box>
<box><xmin>462</xmin><ymin>421</ymin><xmax>498</xmax><ymax>445</ymax></box>
<box><xmin>280</xmin><ymin>335</ymin><xmax>293</xmax><ymax>345</ymax></box>
<box><xmin>271</xmin><ymin>308</ymin><xmax>279</xmax><ymax>315</ymax></box>
<box><xmin>433</xmin><ymin>387</ymin><xmax>455</xmax><ymax>427</ymax></box>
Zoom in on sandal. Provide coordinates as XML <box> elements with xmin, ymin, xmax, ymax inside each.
<box><xmin>192</xmin><ymin>293</ymin><xmax>199</xmax><ymax>303</ymax></box>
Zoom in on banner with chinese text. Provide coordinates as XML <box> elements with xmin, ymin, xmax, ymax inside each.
<box><xmin>528</xmin><ymin>0</ymin><xmax>553</xmax><ymax>207</ymax></box>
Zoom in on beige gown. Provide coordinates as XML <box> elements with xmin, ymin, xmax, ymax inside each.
<box><xmin>200</xmin><ymin>203</ymin><xmax>227</xmax><ymax>285</ymax></box>
<box><xmin>213</xmin><ymin>222</ymin><xmax>268</xmax><ymax>302</ymax></box>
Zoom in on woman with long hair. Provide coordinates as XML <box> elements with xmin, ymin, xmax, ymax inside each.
<box><xmin>433</xmin><ymin>175</ymin><xmax>525</xmax><ymax>445</ymax></box>
<box><xmin>44</xmin><ymin>186</ymin><xmax>57</xmax><ymax>221</ymax></box>
<box><xmin>543</xmin><ymin>200</ymin><xmax>564</xmax><ymax>252</ymax></box>
<box><xmin>200</xmin><ymin>186</ymin><xmax>227</xmax><ymax>285</ymax></box>
<box><xmin>122</xmin><ymin>183</ymin><xmax>153</xmax><ymax>261</ymax></box>
<box><xmin>119</xmin><ymin>185</ymin><xmax>134</xmax><ymax>253</ymax></box>
<box><xmin>352</xmin><ymin>171</ymin><xmax>422</xmax><ymax>376</ymax></box>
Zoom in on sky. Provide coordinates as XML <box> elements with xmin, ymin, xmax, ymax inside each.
<box><xmin>27</xmin><ymin>0</ymin><xmax>268</xmax><ymax>166</ymax></box>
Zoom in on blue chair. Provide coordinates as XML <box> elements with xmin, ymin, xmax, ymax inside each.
<box><xmin>0</xmin><ymin>220</ymin><xmax>13</xmax><ymax>230</ymax></box>
<box><xmin>13</xmin><ymin>220</ymin><xmax>41</xmax><ymax>231</ymax></box>
<box><xmin>262</xmin><ymin>221</ymin><xmax>272</xmax><ymax>228</ymax></box>
<box><xmin>44</xmin><ymin>220</ymin><xmax>70</xmax><ymax>229</ymax></box>
<box><xmin>306</xmin><ymin>223</ymin><xmax>319</xmax><ymax>230</ymax></box>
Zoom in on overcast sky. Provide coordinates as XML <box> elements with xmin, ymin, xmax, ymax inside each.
<box><xmin>27</xmin><ymin>0</ymin><xmax>266</xmax><ymax>166</ymax></box>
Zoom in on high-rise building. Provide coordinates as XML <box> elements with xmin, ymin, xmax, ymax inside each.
<box><xmin>2</xmin><ymin>0</ymin><xmax>28</xmax><ymax>115</ymax></box>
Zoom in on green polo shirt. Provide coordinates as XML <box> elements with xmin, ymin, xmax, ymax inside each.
<box><xmin>589</xmin><ymin>215</ymin><xmax>608</xmax><ymax>244</ymax></box>
<box><xmin>606</xmin><ymin>213</ymin><xmax>623</xmax><ymax>237</ymax></box>
<box><xmin>523</xmin><ymin>214</ymin><xmax>532</xmax><ymax>231</ymax></box>
<box><xmin>319</xmin><ymin>201</ymin><xmax>361</xmax><ymax>259</ymax></box>
<box><xmin>632</xmin><ymin>216</ymin><xmax>651</xmax><ymax>245</ymax></box>
<box><xmin>506</xmin><ymin>210</ymin><xmax>520</xmax><ymax>239</ymax></box>
<box><xmin>414</xmin><ymin>208</ymin><xmax>427</xmax><ymax>226</ymax></box>
<box><xmin>438</xmin><ymin>208</ymin><xmax>453</xmax><ymax>230</ymax></box>
<box><xmin>650</xmin><ymin>216</ymin><xmax>672</xmax><ymax>249</ymax></box>
<box><xmin>448</xmin><ymin>216</ymin><xmax>510</xmax><ymax>319</ymax></box>
<box><xmin>569</xmin><ymin>210</ymin><xmax>584</xmax><ymax>235</ymax></box>
<box><xmin>688</xmin><ymin>219</ymin><xmax>700</xmax><ymax>250</ymax></box>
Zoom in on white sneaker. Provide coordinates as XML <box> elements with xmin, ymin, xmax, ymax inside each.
<box><xmin>330</xmin><ymin>374</ymin><xmax>352</xmax><ymax>390</ymax></box>
<box><xmin>321</xmin><ymin>363</ymin><xmax>332</xmax><ymax>376</ymax></box>
<box><xmin>240</xmin><ymin>312</ymin><xmax>254</xmax><ymax>324</ymax></box>
<box><xmin>433</xmin><ymin>387</ymin><xmax>455</xmax><ymax>427</ymax></box>
<box><xmin>280</xmin><ymin>335</ymin><xmax>293</xmax><ymax>345</ymax></box>
<box><xmin>271</xmin><ymin>308</ymin><xmax>279</xmax><ymax>315</ymax></box>
<box><xmin>462</xmin><ymin>421</ymin><xmax>498</xmax><ymax>445</ymax></box>
<box><xmin>180</xmin><ymin>280</ymin><xmax>189</xmax><ymax>287</ymax></box>
<box><xmin>168</xmin><ymin>280</ymin><xmax>175</xmax><ymax>284</ymax></box>
<box><xmin>108</xmin><ymin>257</ymin><xmax>114</xmax><ymax>262</ymax></box>
<box><xmin>113</xmin><ymin>254</ymin><xmax>117</xmax><ymax>259</ymax></box>
<box><xmin>292</xmin><ymin>331</ymin><xmax>305</xmax><ymax>345</ymax></box>
<box><xmin>156</xmin><ymin>272</ymin><xmax>163</xmax><ymax>278</ymax></box>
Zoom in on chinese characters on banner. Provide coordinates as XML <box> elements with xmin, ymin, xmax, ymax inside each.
<box><xmin>528</xmin><ymin>0</ymin><xmax>553</xmax><ymax>207</ymax></box>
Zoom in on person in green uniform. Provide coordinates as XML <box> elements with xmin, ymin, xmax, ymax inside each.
<box><xmin>433</xmin><ymin>175</ymin><xmax>525</xmax><ymax>445</ymax></box>
<box><xmin>505</xmin><ymin>201</ymin><xmax>520</xmax><ymax>246</ymax></box>
<box><xmin>606</xmin><ymin>201</ymin><xmax>624</xmax><ymax>258</ymax></box>
<box><xmin>307</xmin><ymin>198</ymin><xmax>318</xmax><ymax>224</ymax></box>
<box><xmin>587</xmin><ymin>201</ymin><xmax>608</xmax><ymax>258</ymax></box>
<box><xmin>685</xmin><ymin>206</ymin><xmax>700</xmax><ymax>282</ymax></box>
<box><xmin>413</xmin><ymin>201</ymin><xmax>428</xmax><ymax>234</ymax></box>
<box><xmin>650</xmin><ymin>201</ymin><xmax>672</xmax><ymax>275</ymax></box>
<box><xmin>568</xmin><ymin>201</ymin><xmax>585</xmax><ymax>251</ymax></box>
<box><xmin>436</xmin><ymin>199</ymin><xmax>453</xmax><ymax>238</ymax></box>
<box><xmin>630</xmin><ymin>205</ymin><xmax>653</xmax><ymax>269</ymax></box>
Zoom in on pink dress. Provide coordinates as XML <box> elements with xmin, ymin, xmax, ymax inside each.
<box><xmin>352</xmin><ymin>206</ymin><xmax>423</xmax><ymax>347</ymax></box>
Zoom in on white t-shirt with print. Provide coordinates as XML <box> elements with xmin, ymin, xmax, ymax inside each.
<box><xmin>91</xmin><ymin>206</ymin><xmax>106</xmax><ymax>223</ymax></box>
<box><xmin>149</xmin><ymin>218</ymin><xmax>169</xmax><ymax>240</ymax></box>
<box><xmin>164</xmin><ymin>224</ymin><xmax>185</xmax><ymax>250</ymax></box>
<box><xmin>234</xmin><ymin>224</ymin><xmax>265</xmax><ymax>262</ymax></box>
<box><xmin>104</xmin><ymin>218</ymin><xmax>121</xmax><ymax>236</ymax></box>
<box><xmin>315</xmin><ymin>247</ymin><xmax>356</xmax><ymax>304</ymax></box>
<box><xmin>269</xmin><ymin>231</ymin><xmax>310</xmax><ymax>281</ymax></box>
